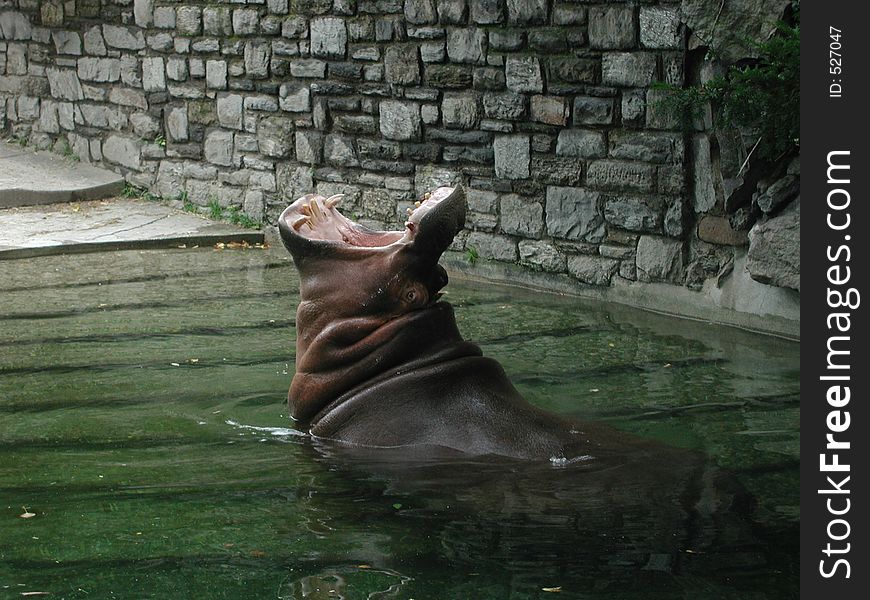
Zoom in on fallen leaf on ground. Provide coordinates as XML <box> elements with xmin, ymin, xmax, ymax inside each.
<box><xmin>542</xmin><ymin>587</ymin><xmax>562</xmax><ymax>593</ymax></box>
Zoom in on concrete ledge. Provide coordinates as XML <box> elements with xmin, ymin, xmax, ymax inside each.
<box><xmin>0</xmin><ymin>142</ymin><xmax>125</xmax><ymax>208</ymax></box>
<box><xmin>441</xmin><ymin>250</ymin><xmax>800</xmax><ymax>340</ymax></box>
<box><xmin>0</xmin><ymin>199</ymin><xmax>265</xmax><ymax>260</ymax></box>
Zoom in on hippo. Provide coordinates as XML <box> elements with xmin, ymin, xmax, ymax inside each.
<box><xmin>278</xmin><ymin>186</ymin><xmax>646</xmax><ymax>459</ymax></box>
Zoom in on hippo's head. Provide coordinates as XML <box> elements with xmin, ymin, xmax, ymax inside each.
<box><xmin>278</xmin><ymin>186</ymin><xmax>470</xmax><ymax>422</ymax></box>
<box><xmin>278</xmin><ymin>186</ymin><xmax>466</xmax><ymax>317</ymax></box>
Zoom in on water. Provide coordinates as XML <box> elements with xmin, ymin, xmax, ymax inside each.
<box><xmin>0</xmin><ymin>247</ymin><xmax>799</xmax><ymax>599</ymax></box>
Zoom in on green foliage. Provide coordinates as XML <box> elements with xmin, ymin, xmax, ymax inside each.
<box><xmin>122</xmin><ymin>182</ymin><xmax>160</xmax><ymax>202</ymax></box>
<box><xmin>208</xmin><ymin>198</ymin><xmax>223</xmax><ymax>220</ymax></box>
<box><xmin>465</xmin><ymin>246</ymin><xmax>479</xmax><ymax>266</ymax></box>
<box><xmin>227</xmin><ymin>206</ymin><xmax>261</xmax><ymax>229</ymax></box>
<box><xmin>61</xmin><ymin>140</ymin><xmax>80</xmax><ymax>162</ymax></box>
<box><xmin>656</xmin><ymin>19</ymin><xmax>800</xmax><ymax>160</ymax></box>
<box><xmin>154</xmin><ymin>134</ymin><xmax>166</xmax><ymax>148</ymax></box>
<box><xmin>121</xmin><ymin>182</ymin><xmax>142</xmax><ymax>198</ymax></box>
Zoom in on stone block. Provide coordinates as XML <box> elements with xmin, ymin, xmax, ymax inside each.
<box><xmin>166</xmin><ymin>106</ymin><xmax>189</xmax><ymax>142</ymax></box>
<box><xmin>176</xmin><ymin>6</ymin><xmax>203</xmax><ymax>36</ymax></box>
<box><xmin>258</xmin><ymin>115</ymin><xmax>294</xmax><ymax>158</ymax></box>
<box><xmin>530</xmin><ymin>95</ymin><xmax>569</xmax><ymax>126</ymax></box>
<box><xmin>554</xmin><ymin>4</ymin><xmax>587</xmax><ymax>26</ymax></box>
<box><xmin>82</xmin><ymin>26</ymin><xmax>106</xmax><ymax>56</ymax></box>
<box><xmin>471</xmin><ymin>0</ymin><xmax>503</xmax><ymax>24</ymax></box>
<box><xmin>204</xmin><ymin>129</ymin><xmax>235</xmax><ymax>166</ymax></box>
<box><xmin>567</xmin><ymin>255</ymin><xmax>620</xmax><ymax>286</ymax></box>
<box><xmin>493</xmin><ymin>135</ymin><xmax>530</xmax><ymax>179</ymax></box>
<box><xmin>636</xmin><ymin>235</ymin><xmax>683</xmax><ymax>282</ymax></box>
<box><xmin>414</xmin><ymin>164</ymin><xmax>461</xmax><ymax>195</ymax></box>
<box><xmin>77</xmin><ymin>58</ymin><xmax>120</xmax><ymax>82</ymax></box>
<box><xmin>425</xmin><ymin>64</ymin><xmax>473</xmax><ymax>88</ymax></box>
<box><xmin>134</xmin><ymin>0</ymin><xmax>154</xmax><ymax>27</ymax></box>
<box><xmin>0</xmin><ymin>11</ymin><xmax>32</xmax><ymax>40</ymax></box>
<box><xmin>103</xmin><ymin>134</ymin><xmax>142</xmax><ymax>170</ymax></box>
<box><xmin>406</xmin><ymin>0</ymin><xmax>438</xmax><ymax>24</ymax></box>
<box><xmin>602</xmin><ymin>53</ymin><xmax>657</xmax><ymax>87</ymax></box>
<box><xmin>466</xmin><ymin>231</ymin><xmax>517</xmax><ymax>262</ymax></box>
<box><xmin>216</xmin><ymin>94</ymin><xmax>243</xmax><ymax>130</ymax></box>
<box><xmin>747</xmin><ymin>199</ymin><xmax>800</xmax><ymax>291</ymax></box>
<box><xmin>280</xmin><ymin>84</ymin><xmax>311</xmax><ymax>112</ymax></box>
<box><xmin>323</xmin><ymin>133</ymin><xmax>359</xmax><ymax>167</ymax></box>
<box><xmin>154</xmin><ymin>7</ymin><xmax>176</xmax><ymax>29</ymax></box>
<box><xmin>518</xmin><ymin>240</ymin><xmax>566</xmax><ymax>273</ymax></box>
<box><xmin>52</xmin><ymin>31</ymin><xmax>81</xmax><ymax>56</ymax></box>
<box><xmin>290</xmin><ymin>59</ymin><xmax>327</xmax><ymax>78</ymax></box>
<box><xmin>645</xmin><ymin>88</ymin><xmax>682</xmax><ymax>129</ymax></box>
<box><xmin>311</xmin><ymin>17</ymin><xmax>347</xmax><ymax>58</ymax></box>
<box><xmin>437</xmin><ymin>0</ymin><xmax>468</xmax><ymax>24</ymax></box>
<box><xmin>506</xmin><ymin>0</ymin><xmax>547</xmax><ymax>25</ymax></box>
<box><xmin>467</xmin><ymin>188</ymin><xmax>498</xmax><ymax>213</ymax></box>
<box><xmin>587</xmin><ymin>160</ymin><xmax>655</xmax><ymax>193</ymax></box>
<box><xmin>604</xmin><ymin>195</ymin><xmax>664</xmax><ymax>232</ymax></box>
<box><xmin>698</xmin><ymin>215</ymin><xmax>748</xmax><ymax>246</ymax></box>
<box><xmin>505</xmin><ymin>56</ymin><xmax>543</xmax><ymax>93</ymax></box>
<box><xmin>500</xmin><ymin>194</ymin><xmax>543</xmax><ymax>238</ymax></box>
<box><xmin>621</xmin><ymin>89</ymin><xmax>646</xmax><ymax>125</ymax></box>
<box><xmin>640</xmin><ymin>6</ymin><xmax>682</xmax><ymax>49</ymax></box>
<box><xmin>80</xmin><ymin>104</ymin><xmax>127</xmax><ymax>129</ymax></box>
<box><xmin>588</xmin><ymin>5</ymin><xmax>636</xmax><ymax>49</ymax></box>
<box><xmin>379</xmin><ymin>100</ymin><xmax>421</xmax><ymax>141</ymax></box>
<box><xmin>572</xmin><ymin>96</ymin><xmax>614</xmax><ymax>125</ymax></box>
<box><xmin>447</xmin><ymin>28</ymin><xmax>487</xmax><ymax>64</ymax></box>
<box><xmin>46</xmin><ymin>68</ymin><xmax>83</xmax><ymax>101</ymax></box>
<box><xmin>206</xmin><ymin>60</ymin><xmax>228</xmax><ymax>90</ymax></box>
<box><xmin>555</xmin><ymin>129</ymin><xmax>606</xmax><ymax>159</ymax></box>
<box><xmin>545</xmin><ymin>186</ymin><xmax>605</xmax><ymax>242</ymax></box>
<box><xmin>142</xmin><ymin>57</ymin><xmax>166</xmax><ymax>92</ymax></box>
<box><xmin>109</xmin><ymin>87</ymin><xmax>147</xmax><ymax>110</ymax></box>
<box><xmin>232</xmin><ymin>8</ymin><xmax>260</xmax><ymax>36</ymax></box>
<box><xmin>296</xmin><ymin>130</ymin><xmax>323</xmax><ymax>164</ymax></box>
<box><xmin>609</xmin><ymin>131</ymin><xmax>683</xmax><ymax>164</ymax></box>
<box><xmin>166</xmin><ymin>58</ymin><xmax>188</xmax><ymax>82</ymax></box>
<box><xmin>102</xmin><ymin>25</ymin><xmax>145</xmax><ymax>50</ymax></box>
<box><xmin>204</xmin><ymin>7</ymin><xmax>232</xmax><ymax>36</ymax></box>
<box><xmin>530</xmin><ymin>29</ymin><xmax>568</xmax><ymax>53</ymax></box>
<box><xmin>385</xmin><ymin>44</ymin><xmax>420</xmax><ymax>84</ymax></box>
<box><xmin>531</xmin><ymin>157</ymin><xmax>583</xmax><ymax>186</ymax></box>
<box><xmin>441</xmin><ymin>93</ymin><xmax>478</xmax><ymax>129</ymax></box>
<box><xmin>245</xmin><ymin>41</ymin><xmax>271</xmax><ymax>78</ymax></box>
<box><xmin>549</xmin><ymin>57</ymin><xmax>598</xmax><ymax>84</ymax></box>
<box><xmin>489</xmin><ymin>29</ymin><xmax>523</xmax><ymax>51</ymax></box>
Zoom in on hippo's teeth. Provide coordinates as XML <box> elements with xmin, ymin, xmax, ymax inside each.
<box><xmin>300</xmin><ymin>204</ymin><xmax>311</xmax><ymax>216</ymax></box>
<box><xmin>406</xmin><ymin>208</ymin><xmax>413</xmax><ymax>216</ymax></box>
<box><xmin>414</xmin><ymin>201</ymin><xmax>421</xmax><ymax>207</ymax></box>
<box><xmin>325</xmin><ymin>194</ymin><xmax>343</xmax><ymax>208</ymax></box>
<box><xmin>291</xmin><ymin>215</ymin><xmax>310</xmax><ymax>231</ymax></box>
<box><xmin>310</xmin><ymin>200</ymin><xmax>324</xmax><ymax>222</ymax></box>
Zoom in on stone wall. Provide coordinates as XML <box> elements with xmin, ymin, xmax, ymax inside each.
<box><xmin>0</xmin><ymin>0</ymin><xmax>799</xmax><ymax>333</ymax></box>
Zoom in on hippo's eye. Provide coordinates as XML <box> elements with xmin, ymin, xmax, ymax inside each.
<box><xmin>406</xmin><ymin>290</ymin><xmax>416</xmax><ymax>302</ymax></box>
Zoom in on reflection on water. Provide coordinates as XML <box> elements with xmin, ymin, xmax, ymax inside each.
<box><xmin>0</xmin><ymin>248</ymin><xmax>799</xmax><ymax>599</ymax></box>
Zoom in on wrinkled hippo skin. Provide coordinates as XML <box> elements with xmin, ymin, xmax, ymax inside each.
<box><xmin>279</xmin><ymin>186</ymin><xmax>645</xmax><ymax>459</ymax></box>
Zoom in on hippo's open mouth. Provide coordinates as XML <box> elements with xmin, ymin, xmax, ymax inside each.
<box><xmin>278</xmin><ymin>186</ymin><xmax>466</xmax><ymax>256</ymax></box>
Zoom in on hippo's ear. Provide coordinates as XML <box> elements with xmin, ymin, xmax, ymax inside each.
<box><xmin>407</xmin><ymin>186</ymin><xmax>467</xmax><ymax>262</ymax></box>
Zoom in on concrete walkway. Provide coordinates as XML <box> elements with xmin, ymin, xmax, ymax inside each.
<box><xmin>0</xmin><ymin>199</ymin><xmax>266</xmax><ymax>259</ymax></box>
<box><xmin>0</xmin><ymin>141</ymin><xmax>125</xmax><ymax>207</ymax></box>
<box><xmin>0</xmin><ymin>141</ymin><xmax>265</xmax><ymax>259</ymax></box>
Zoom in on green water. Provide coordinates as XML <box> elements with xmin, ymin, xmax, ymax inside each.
<box><xmin>0</xmin><ymin>248</ymin><xmax>799</xmax><ymax>599</ymax></box>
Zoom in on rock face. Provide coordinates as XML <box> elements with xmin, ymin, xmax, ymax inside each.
<box><xmin>747</xmin><ymin>198</ymin><xmax>800</xmax><ymax>291</ymax></box>
<box><xmin>680</xmin><ymin>0</ymin><xmax>791</xmax><ymax>62</ymax></box>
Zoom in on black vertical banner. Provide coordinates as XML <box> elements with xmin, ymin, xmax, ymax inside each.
<box><xmin>801</xmin><ymin>1</ymin><xmax>869</xmax><ymax>597</ymax></box>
